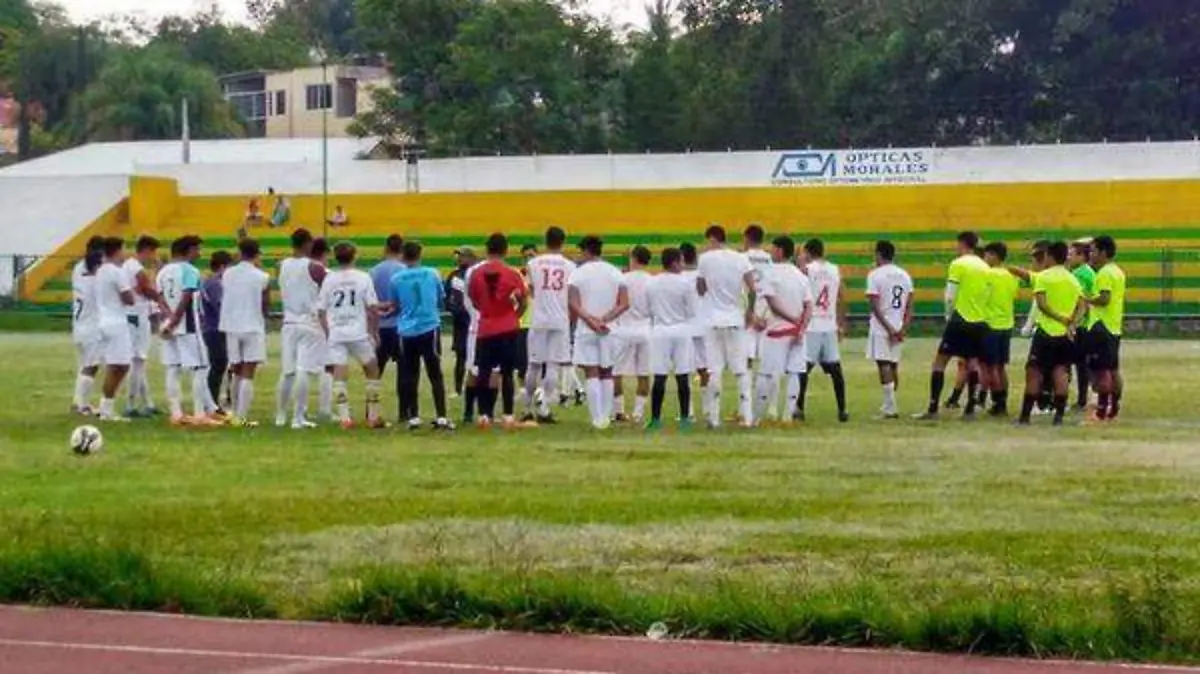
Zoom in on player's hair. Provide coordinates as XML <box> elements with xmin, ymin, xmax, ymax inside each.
<box><xmin>772</xmin><ymin>236</ymin><xmax>795</xmax><ymax>260</ymax></box>
<box><xmin>86</xmin><ymin>236</ymin><xmax>105</xmax><ymax>254</ymax></box>
<box><xmin>661</xmin><ymin>247</ymin><xmax>681</xmax><ymax>269</ymax></box>
<box><xmin>705</xmin><ymin>225</ymin><xmax>727</xmax><ymax>243</ymax></box>
<box><xmin>1093</xmin><ymin>235</ymin><xmax>1117</xmax><ymax>259</ymax></box>
<box><xmin>545</xmin><ymin>226</ymin><xmax>566</xmax><ymax>249</ymax></box>
<box><xmin>135</xmin><ymin>235</ymin><xmax>160</xmax><ymax>253</ymax></box>
<box><xmin>402</xmin><ymin>240</ymin><xmax>423</xmax><ymax>262</ymax></box>
<box><xmin>311</xmin><ymin>237</ymin><xmax>330</xmax><ymax>258</ymax></box>
<box><xmin>486</xmin><ymin>233</ymin><xmax>508</xmax><ymax>256</ymax></box>
<box><xmin>679</xmin><ymin>242</ymin><xmax>698</xmax><ymax>266</ymax></box>
<box><xmin>335</xmin><ymin>242</ymin><xmax>356</xmax><ymax>265</ymax></box>
<box><xmin>85</xmin><ymin>250</ymin><xmax>103</xmax><ymax>273</ymax></box>
<box><xmin>875</xmin><ymin>240</ymin><xmax>896</xmax><ymax>262</ymax></box>
<box><xmin>210</xmin><ymin>250</ymin><xmax>233</xmax><ymax>271</ymax></box>
<box><xmin>522</xmin><ymin>243</ymin><xmax>538</xmax><ymax>254</ymax></box>
<box><xmin>803</xmin><ymin>238</ymin><xmax>825</xmax><ymax>259</ymax></box>
<box><xmin>579</xmin><ymin>235</ymin><xmax>604</xmax><ymax>257</ymax></box>
<box><xmin>630</xmin><ymin>245</ymin><xmax>652</xmax><ymax>266</ymax></box>
<box><xmin>170</xmin><ymin>237</ymin><xmax>188</xmax><ymax>257</ymax></box>
<box><xmin>385</xmin><ymin>234</ymin><xmax>404</xmax><ymax>255</ymax></box>
<box><xmin>983</xmin><ymin>241</ymin><xmax>1007</xmax><ymax>261</ymax></box>
<box><xmin>102</xmin><ymin>237</ymin><xmax>124</xmax><ymax>257</ymax></box>
<box><xmin>238</xmin><ymin>238</ymin><xmax>261</xmax><ymax>260</ymax></box>
<box><xmin>291</xmin><ymin>228</ymin><xmax>313</xmax><ymax>250</ymax></box>
<box><xmin>744</xmin><ymin>224</ymin><xmax>765</xmax><ymax>245</ymax></box>
<box><xmin>1070</xmin><ymin>240</ymin><xmax>1091</xmax><ymax>257</ymax></box>
<box><xmin>1048</xmin><ymin>241</ymin><xmax>1069</xmax><ymax>265</ymax></box>
<box><xmin>957</xmin><ymin>231</ymin><xmax>980</xmax><ymax>250</ymax></box>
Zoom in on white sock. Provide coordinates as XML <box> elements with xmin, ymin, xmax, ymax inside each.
<box><xmin>786</xmin><ymin>374</ymin><xmax>801</xmax><ymax>418</ymax></box>
<box><xmin>128</xmin><ymin>360</ymin><xmax>144</xmax><ymax>409</ymax></box>
<box><xmin>165</xmin><ymin>365</ymin><xmax>183</xmax><ymax>417</ymax></box>
<box><xmin>137</xmin><ymin>360</ymin><xmax>154</xmax><ymax>408</ymax></box>
<box><xmin>614</xmin><ymin>394</ymin><xmax>625</xmax><ymax>418</ymax></box>
<box><xmin>586</xmin><ymin>378</ymin><xmax>604</xmax><ymax>426</ymax></box>
<box><xmin>766</xmin><ymin>373</ymin><xmax>782</xmax><ymax>420</ymax></box>
<box><xmin>541</xmin><ymin>363</ymin><xmax>560</xmax><ymax>416</ymax></box>
<box><xmin>276</xmin><ymin>373</ymin><xmax>295</xmax><ymax>422</ymax></box>
<box><xmin>523</xmin><ymin>364</ymin><xmax>539</xmax><ymax>411</ymax></box>
<box><xmin>99</xmin><ymin>397</ymin><xmax>116</xmax><ymax>418</ymax></box>
<box><xmin>237</xmin><ymin>378</ymin><xmax>255</xmax><ymax>419</ymax></box>
<box><xmin>737</xmin><ymin>373</ymin><xmax>753</xmax><ymax>426</ymax></box>
<box><xmin>365</xmin><ymin>379</ymin><xmax>382</xmax><ymax>422</ymax></box>
<box><xmin>294</xmin><ymin>373</ymin><xmax>311</xmax><ymax>422</ymax></box>
<box><xmin>566</xmin><ymin>368</ymin><xmax>583</xmax><ymax>395</ymax></box>
<box><xmin>754</xmin><ymin>374</ymin><xmax>774</xmax><ymax>423</ymax></box>
<box><xmin>706</xmin><ymin>378</ymin><xmax>722</xmax><ymax>426</ymax></box>
<box><xmin>192</xmin><ymin>369</ymin><xmax>209</xmax><ymax>417</ymax></box>
<box><xmin>230</xmin><ymin>375</ymin><xmax>241</xmax><ymax>411</ymax></box>
<box><xmin>601</xmin><ymin>379</ymin><xmax>615</xmax><ymax>422</ymax></box>
<box><xmin>73</xmin><ymin>374</ymin><xmax>95</xmax><ymax>408</ymax></box>
<box><xmin>882</xmin><ymin>382</ymin><xmax>897</xmax><ymax>415</ymax></box>
<box><xmin>633</xmin><ymin>395</ymin><xmax>647</xmax><ymax>420</ymax></box>
<box><xmin>334</xmin><ymin>380</ymin><xmax>350</xmax><ymax>421</ymax></box>
<box><xmin>319</xmin><ymin>373</ymin><xmax>334</xmax><ymax>417</ymax></box>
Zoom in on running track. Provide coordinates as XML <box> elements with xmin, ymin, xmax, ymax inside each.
<box><xmin>1</xmin><ymin>606</ymin><xmax>1198</xmax><ymax>674</ymax></box>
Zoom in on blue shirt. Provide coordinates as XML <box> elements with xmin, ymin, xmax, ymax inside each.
<box><xmin>391</xmin><ymin>265</ymin><xmax>445</xmax><ymax>338</ymax></box>
<box><xmin>371</xmin><ymin>259</ymin><xmax>407</xmax><ymax>329</ymax></box>
<box><xmin>200</xmin><ymin>273</ymin><xmax>223</xmax><ymax>334</ymax></box>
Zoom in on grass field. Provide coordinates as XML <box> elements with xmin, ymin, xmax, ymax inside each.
<box><xmin>3</xmin><ymin>332</ymin><xmax>1200</xmax><ymax>663</ymax></box>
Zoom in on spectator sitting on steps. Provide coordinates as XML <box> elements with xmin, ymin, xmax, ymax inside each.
<box><xmin>328</xmin><ymin>205</ymin><xmax>349</xmax><ymax>229</ymax></box>
<box><xmin>270</xmin><ymin>189</ymin><xmax>291</xmax><ymax>229</ymax></box>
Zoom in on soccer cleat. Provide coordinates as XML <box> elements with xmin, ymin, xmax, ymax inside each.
<box><xmin>792</xmin><ymin>411</ymin><xmax>806</xmax><ymax>423</ymax></box>
<box><xmin>291</xmin><ymin>419</ymin><xmax>318</xmax><ymax>430</ymax></box>
<box><xmin>189</xmin><ymin>415</ymin><xmax>224</xmax><ymax>428</ymax></box>
<box><xmin>838</xmin><ymin>412</ymin><xmax>850</xmax><ymax>424</ymax></box>
<box><xmin>613</xmin><ymin>413</ymin><xmax>629</xmax><ymax>424</ymax></box>
<box><xmin>366</xmin><ymin>418</ymin><xmax>391</xmax><ymax>430</ymax></box>
<box><xmin>407</xmin><ymin>418</ymin><xmax>423</xmax><ymax>431</ymax></box>
<box><xmin>875</xmin><ymin>413</ymin><xmax>901</xmax><ymax>421</ymax></box>
<box><xmin>476</xmin><ymin>416</ymin><xmax>493</xmax><ymax>430</ymax></box>
<box><xmin>99</xmin><ymin>414</ymin><xmax>131</xmax><ymax>424</ymax></box>
<box><xmin>520</xmin><ymin>413</ymin><xmax>537</xmax><ymax>424</ymax></box>
<box><xmin>340</xmin><ymin>418</ymin><xmax>356</xmax><ymax>430</ymax></box>
<box><xmin>559</xmin><ymin>394</ymin><xmax>571</xmax><ymax>408</ymax></box>
<box><xmin>574</xmin><ymin>390</ymin><xmax>586</xmax><ymax>407</ymax></box>
<box><xmin>275</xmin><ymin>414</ymin><xmax>289</xmax><ymax>428</ymax></box>
<box><xmin>644</xmin><ymin>419</ymin><xmax>663</xmax><ymax>431</ymax></box>
<box><xmin>124</xmin><ymin>408</ymin><xmax>146</xmax><ymax>419</ymax></box>
<box><xmin>911</xmin><ymin>411</ymin><xmax>939</xmax><ymax>421</ymax></box>
<box><xmin>536</xmin><ymin>414</ymin><xmax>558</xmax><ymax>425</ymax></box>
<box><xmin>229</xmin><ymin>417</ymin><xmax>260</xmax><ymax>429</ymax></box>
<box><xmin>678</xmin><ymin>419</ymin><xmax>695</xmax><ymax>432</ymax></box>
<box><xmin>434</xmin><ymin>418</ymin><xmax>457</xmax><ymax>432</ymax></box>
<box><xmin>169</xmin><ymin>413</ymin><xmax>193</xmax><ymax>427</ymax></box>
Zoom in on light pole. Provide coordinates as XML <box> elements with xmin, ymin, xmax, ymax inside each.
<box><xmin>321</xmin><ymin>59</ymin><xmax>329</xmax><ymax>239</ymax></box>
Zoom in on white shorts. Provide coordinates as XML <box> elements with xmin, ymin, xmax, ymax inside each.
<box><xmin>867</xmin><ymin>330</ymin><xmax>904</xmax><ymax>364</ymax></box>
<box><xmin>100</xmin><ymin>322</ymin><xmax>133</xmax><ymax>367</ymax></box>
<box><xmin>466</xmin><ymin>328</ymin><xmax>479</xmax><ymax>376</ymax></box>
<box><xmin>528</xmin><ymin>328</ymin><xmax>571</xmax><ymax>365</ymax></box>
<box><xmin>128</xmin><ymin>316</ymin><xmax>152</xmax><ymax>360</ymax></box>
<box><xmin>281</xmin><ymin>323</ymin><xmax>327</xmax><ymax>374</ymax></box>
<box><xmin>75</xmin><ymin>337</ymin><xmax>103</xmax><ymax>370</ymax></box>
<box><xmin>743</xmin><ymin>330</ymin><xmax>765</xmax><ymax>361</ymax></box>
<box><xmin>328</xmin><ymin>338</ymin><xmax>377</xmax><ymax>367</ymax></box>
<box><xmin>574</xmin><ymin>331</ymin><xmax>617</xmax><ymax>369</ymax></box>
<box><xmin>227</xmin><ymin>331</ymin><xmax>267</xmax><ymax>365</ymax></box>
<box><xmin>614</xmin><ymin>333</ymin><xmax>651</xmax><ymax>377</ymax></box>
<box><xmin>705</xmin><ymin>326</ymin><xmax>748</xmax><ymax>375</ymax></box>
<box><xmin>806</xmin><ymin>331</ymin><xmax>841</xmax><ymax>364</ymax></box>
<box><xmin>692</xmin><ymin>335</ymin><xmax>708</xmax><ymax>371</ymax></box>
<box><xmin>759</xmin><ymin>335</ymin><xmax>809</xmax><ymax>376</ymax></box>
<box><xmin>161</xmin><ymin>333</ymin><xmax>210</xmax><ymax>369</ymax></box>
<box><xmin>650</xmin><ymin>333</ymin><xmax>694</xmax><ymax>376</ymax></box>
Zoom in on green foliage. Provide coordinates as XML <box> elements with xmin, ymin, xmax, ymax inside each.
<box><xmin>149</xmin><ymin>9</ymin><xmax>310</xmax><ymax>75</ymax></box>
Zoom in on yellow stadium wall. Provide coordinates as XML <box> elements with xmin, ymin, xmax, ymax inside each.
<box><xmin>128</xmin><ymin>176</ymin><xmax>180</xmax><ymax>233</ymax></box>
<box><xmin>20</xmin><ymin>198</ymin><xmax>129</xmax><ymax>301</ymax></box>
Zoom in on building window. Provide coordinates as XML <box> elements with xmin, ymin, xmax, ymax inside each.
<box><xmin>275</xmin><ymin>90</ymin><xmax>287</xmax><ymax>116</ymax></box>
<box><xmin>305</xmin><ymin>84</ymin><xmax>332</xmax><ymax>111</ymax></box>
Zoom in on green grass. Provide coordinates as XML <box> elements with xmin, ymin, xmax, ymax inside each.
<box><xmin>4</xmin><ymin>333</ymin><xmax>1200</xmax><ymax>662</ymax></box>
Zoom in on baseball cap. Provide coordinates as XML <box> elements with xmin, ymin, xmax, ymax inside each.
<box><xmin>454</xmin><ymin>245</ymin><xmax>476</xmax><ymax>257</ymax></box>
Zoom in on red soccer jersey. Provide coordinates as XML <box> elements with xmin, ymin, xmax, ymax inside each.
<box><xmin>468</xmin><ymin>260</ymin><xmax>525</xmax><ymax>338</ymax></box>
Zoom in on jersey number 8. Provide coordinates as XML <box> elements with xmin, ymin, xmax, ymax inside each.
<box><xmin>890</xmin><ymin>286</ymin><xmax>905</xmax><ymax>310</ymax></box>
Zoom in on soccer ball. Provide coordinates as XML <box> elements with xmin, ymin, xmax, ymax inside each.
<box><xmin>70</xmin><ymin>425</ymin><xmax>103</xmax><ymax>456</ymax></box>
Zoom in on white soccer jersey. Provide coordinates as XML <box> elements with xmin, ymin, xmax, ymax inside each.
<box><xmin>279</xmin><ymin>257</ymin><xmax>321</xmax><ymax>326</ymax></box>
<box><xmin>866</xmin><ymin>263</ymin><xmax>914</xmax><ymax>335</ymax></box>
<box><xmin>219</xmin><ymin>261</ymin><xmax>270</xmax><ymax>334</ymax></box>
<box><xmin>619</xmin><ymin>270</ymin><xmax>653</xmax><ymax>332</ymax></box>
<box><xmin>463</xmin><ymin>262</ymin><xmax>482</xmax><ymax>328</ymax></box>
<box><xmin>157</xmin><ymin>261</ymin><xmax>203</xmax><ymax>336</ymax></box>
<box><xmin>648</xmin><ymin>273</ymin><xmax>698</xmax><ymax>331</ymax></box>
<box><xmin>681</xmin><ymin>269</ymin><xmax>707</xmax><ymax>337</ymax></box>
<box><xmin>319</xmin><ymin>268</ymin><xmax>378</xmax><ymax>343</ymax></box>
<box><xmin>760</xmin><ymin>264</ymin><xmax>814</xmax><ymax>333</ymax></box>
<box><xmin>805</xmin><ymin>259</ymin><xmax>841</xmax><ymax>333</ymax></box>
<box><xmin>567</xmin><ymin>260</ymin><xmax>626</xmax><ymax>336</ymax></box>
<box><xmin>122</xmin><ymin>257</ymin><xmax>152</xmax><ymax>319</ymax></box>
<box><xmin>527</xmin><ymin>253</ymin><xmax>577</xmax><ymax>330</ymax></box>
<box><xmin>697</xmin><ymin>248</ymin><xmax>753</xmax><ymax>328</ymax></box>
<box><xmin>71</xmin><ymin>260</ymin><xmax>98</xmax><ymax>341</ymax></box>
<box><xmin>744</xmin><ymin>248</ymin><xmax>773</xmax><ymax>317</ymax></box>
<box><xmin>95</xmin><ymin>261</ymin><xmax>132</xmax><ymax>329</ymax></box>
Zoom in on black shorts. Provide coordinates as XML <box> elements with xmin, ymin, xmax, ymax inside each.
<box><xmin>938</xmin><ymin>314</ymin><xmax>988</xmax><ymax>360</ymax></box>
<box><xmin>1028</xmin><ymin>330</ymin><xmax>1076</xmax><ymax>370</ymax></box>
<box><xmin>476</xmin><ymin>331</ymin><xmax>521</xmax><ymax>375</ymax></box>
<box><xmin>1087</xmin><ymin>324</ymin><xmax>1121</xmax><ymax>371</ymax></box>
<box><xmin>981</xmin><ymin>329</ymin><xmax>1012</xmax><ymax>366</ymax></box>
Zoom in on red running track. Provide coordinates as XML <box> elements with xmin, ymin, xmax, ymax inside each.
<box><xmin>1</xmin><ymin>606</ymin><xmax>1198</xmax><ymax>674</ymax></box>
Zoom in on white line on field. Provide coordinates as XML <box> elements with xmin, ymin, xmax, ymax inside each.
<box><xmin>0</xmin><ymin>638</ymin><xmax>617</xmax><ymax>674</ymax></box>
<box><xmin>232</xmin><ymin>632</ymin><xmax>495</xmax><ymax>674</ymax></box>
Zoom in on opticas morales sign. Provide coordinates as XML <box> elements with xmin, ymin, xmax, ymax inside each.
<box><xmin>771</xmin><ymin>150</ymin><xmax>932</xmax><ymax>186</ymax></box>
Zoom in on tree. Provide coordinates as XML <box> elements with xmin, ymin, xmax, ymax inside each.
<box><xmin>151</xmin><ymin>8</ymin><xmax>309</xmax><ymax>75</ymax></box>
<box><xmin>621</xmin><ymin>1</ymin><xmax>682</xmax><ymax>151</ymax></box>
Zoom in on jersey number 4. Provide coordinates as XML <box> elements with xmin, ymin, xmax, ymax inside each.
<box><xmin>815</xmin><ymin>287</ymin><xmax>831</xmax><ymax>311</ymax></box>
<box><xmin>333</xmin><ymin>289</ymin><xmax>357</xmax><ymax>308</ymax></box>
<box><xmin>541</xmin><ymin>268</ymin><xmax>565</xmax><ymax>292</ymax></box>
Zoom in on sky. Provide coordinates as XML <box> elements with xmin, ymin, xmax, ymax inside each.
<box><xmin>57</xmin><ymin>0</ymin><xmax>649</xmax><ymax>30</ymax></box>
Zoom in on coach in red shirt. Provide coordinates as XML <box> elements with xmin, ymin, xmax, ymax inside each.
<box><xmin>467</xmin><ymin>233</ymin><xmax>528</xmax><ymax>426</ymax></box>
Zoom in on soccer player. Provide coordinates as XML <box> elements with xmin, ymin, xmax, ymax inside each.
<box><xmin>756</xmin><ymin>236</ymin><xmax>813</xmax><ymax>425</ymax></box>
<box><xmin>646</xmin><ymin>247</ymin><xmax>697</xmax><ymax>430</ymax></box>
<box><xmin>95</xmin><ymin>237</ymin><xmax>139</xmax><ymax>422</ymax></box>
<box><xmin>123</xmin><ymin>235</ymin><xmax>169</xmax><ymax>417</ymax></box>
<box><xmin>517</xmin><ymin>243</ymin><xmax>538</xmax><ymax>394</ymax></box>
<box><xmin>157</xmin><ymin>236</ymin><xmax>219</xmax><ymax>426</ymax></box>
<box><xmin>568</xmin><ymin>235</ymin><xmax>630</xmax><ymax>430</ymax></box>
<box><xmin>371</xmin><ymin>234</ymin><xmax>406</xmax><ymax>379</ymax></box>
<box><xmin>1017</xmin><ymin>241</ymin><xmax>1086</xmax><ymax>426</ymax></box>
<box><xmin>201</xmin><ymin>251</ymin><xmax>232</xmax><ymax>415</ymax></box>
<box><xmin>915</xmin><ymin>231</ymin><xmax>991</xmax><ymax>420</ymax></box>
<box><xmin>981</xmin><ymin>242</ymin><xmax>1019</xmax><ymax>416</ymax></box>
<box><xmin>797</xmin><ymin>238</ymin><xmax>849</xmax><ymax>423</ymax></box>
<box><xmin>318</xmin><ymin>242</ymin><xmax>385</xmax><ymax>428</ymax></box>
<box><xmin>467</xmin><ymin>233</ymin><xmax>529</xmax><ymax>428</ymax></box>
<box><xmin>1014</xmin><ymin>240</ymin><xmax>1055</xmax><ymax>415</ymax></box>
<box><xmin>1086</xmin><ymin>235</ymin><xmax>1126</xmax><ymax>421</ymax></box>
<box><xmin>276</xmin><ymin>229</ymin><xmax>329</xmax><ymax>428</ymax></box>
<box><xmin>696</xmin><ymin>225</ymin><xmax>756</xmax><ymax>428</ymax></box>
<box><xmin>71</xmin><ymin>236</ymin><xmax>105</xmax><ymax>416</ymax></box>
<box><xmin>391</xmin><ymin>241</ymin><xmax>454</xmax><ymax>431</ymax></box>
<box><xmin>1068</xmin><ymin>240</ymin><xmax>1098</xmax><ymax>410</ymax></box>
<box><xmin>865</xmin><ymin>241</ymin><xmax>914</xmax><ymax>420</ymax></box>
<box><xmin>742</xmin><ymin>225</ymin><xmax>777</xmax><ymax>419</ymax></box>
<box><xmin>524</xmin><ymin>226</ymin><xmax>576</xmax><ymax>423</ymax></box>
<box><xmin>309</xmin><ymin>238</ymin><xmax>336</xmax><ymax>421</ymax></box>
<box><xmin>613</xmin><ymin>245</ymin><xmax>653</xmax><ymax>423</ymax></box>
<box><xmin>679</xmin><ymin>242</ymin><xmax>708</xmax><ymax>420</ymax></box>
<box><xmin>446</xmin><ymin>247</ymin><xmax>475</xmax><ymax>398</ymax></box>
<box><xmin>219</xmin><ymin>238</ymin><xmax>271</xmax><ymax>428</ymax></box>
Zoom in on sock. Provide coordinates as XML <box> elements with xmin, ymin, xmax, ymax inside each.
<box><xmin>99</xmin><ymin>397</ymin><xmax>116</xmax><ymax>418</ymax></box>
<box><xmin>334</xmin><ymin>380</ymin><xmax>350</xmax><ymax>422</ymax></box>
<box><xmin>947</xmin><ymin>386</ymin><xmax>964</xmax><ymax>406</ymax></box>
<box><xmin>830</xmin><ymin>364</ymin><xmax>847</xmax><ymax>416</ymax></box>
<box><xmin>706</xmin><ymin>378</ymin><xmax>723</xmax><ymax>427</ymax></box>
<box><xmin>786</xmin><ymin>374</ymin><xmax>801</xmax><ymax>417</ymax></box>
<box><xmin>1053</xmin><ymin>394</ymin><xmax>1068</xmax><ymax>424</ymax></box>
<box><xmin>128</xmin><ymin>360</ymin><xmax>144</xmax><ymax>409</ymax></box>
<box><xmin>1019</xmin><ymin>394</ymin><xmax>1035</xmax><ymax>422</ymax></box>
<box><xmin>237</xmin><ymin>378</ymin><xmax>255</xmax><ymax>419</ymax></box>
<box><xmin>765</xmin><ymin>374</ymin><xmax>781</xmax><ymax>419</ymax></box>
<box><xmin>1076</xmin><ymin>365</ymin><xmax>1090</xmax><ymax>407</ymax></box>
<box><xmin>1097</xmin><ymin>392</ymin><xmax>1111</xmax><ymax>420</ymax></box>
<box><xmin>230</xmin><ymin>375</ymin><xmax>241</xmax><ymax>411</ymax></box>
<box><xmin>928</xmin><ymin>371</ymin><xmax>946</xmax><ymax>414</ymax></box>
<box><xmin>737</xmin><ymin>373</ymin><xmax>753</xmax><ymax>425</ymax></box>
<box><xmin>699</xmin><ymin>377</ymin><xmax>712</xmax><ymax>420</ymax></box>
<box><xmin>73</xmin><ymin>374</ymin><xmax>95</xmax><ymax>408</ymax></box>
<box><xmin>965</xmin><ymin>371</ymin><xmax>980</xmax><ymax>414</ymax></box>
<box><xmin>676</xmin><ymin>375</ymin><xmax>691</xmax><ymax>420</ymax></box>
<box><xmin>586</xmin><ymin>378</ymin><xmax>604</xmax><ymax>426</ymax></box>
<box><xmin>294</xmin><ymin>373</ymin><xmax>311</xmax><ymax>422</ymax></box>
<box><xmin>191</xmin><ymin>369</ymin><xmax>209</xmax><ymax>418</ymax></box>
<box><xmin>138</xmin><ymin>361</ymin><xmax>154</xmax><ymax>408</ymax></box>
<box><xmin>365</xmin><ymin>380</ymin><xmax>382</xmax><ymax>422</ymax></box>
<box><xmin>976</xmin><ymin>387</ymin><xmax>989</xmax><ymax>409</ymax></box>
<box><xmin>165</xmin><ymin>365</ymin><xmax>183</xmax><ymax>417</ymax></box>
<box><xmin>650</xmin><ymin>376</ymin><xmax>667</xmax><ymax>421</ymax></box>
<box><xmin>567</xmin><ymin>368</ymin><xmax>583</xmax><ymax>395</ymax></box>
<box><xmin>601</xmin><ymin>379</ymin><xmax>615</xmax><ymax>423</ymax></box>
<box><xmin>633</xmin><ymin>395</ymin><xmax>647</xmax><ymax>420</ymax></box>
<box><xmin>1111</xmin><ymin>389</ymin><xmax>1122</xmax><ymax>419</ymax></box>
<box><xmin>276</xmin><ymin>373</ymin><xmax>295</xmax><ymax>422</ymax></box>
<box><xmin>522</xmin><ymin>365</ymin><xmax>539</xmax><ymax>411</ymax></box>
<box><xmin>797</xmin><ymin>371</ymin><xmax>810</xmax><ymax>413</ymax></box>
<box><xmin>464</xmin><ymin>385</ymin><xmax>478</xmax><ymax>420</ymax></box>
<box><xmin>992</xmin><ymin>389</ymin><xmax>1009</xmax><ymax>411</ymax></box>
<box><xmin>319</xmin><ymin>373</ymin><xmax>334</xmax><ymax>417</ymax></box>
<box><xmin>541</xmin><ymin>364</ymin><xmax>559</xmax><ymax>416</ymax></box>
<box><xmin>754</xmin><ymin>374</ymin><xmax>774</xmax><ymax>423</ymax></box>
<box><xmin>614</xmin><ymin>394</ymin><xmax>626</xmax><ymax>418</ymax></box>
<box><xmin>882</xmin><ymin>382</ymin><xmax>897</xmax><ymax>415</ymax></box>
